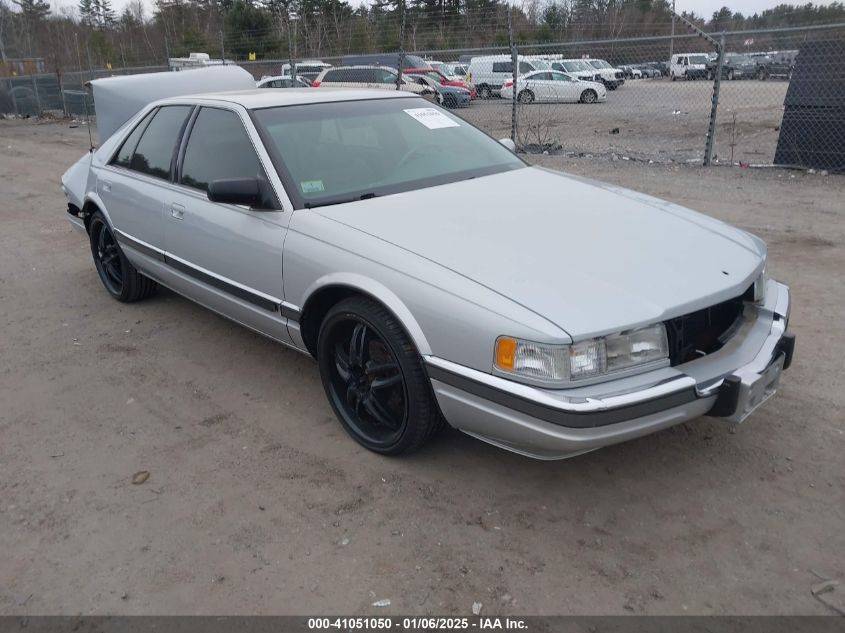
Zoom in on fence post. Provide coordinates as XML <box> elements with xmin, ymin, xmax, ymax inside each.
<box><xmin>396</xmin><ymin>0</ymin><xmax>406</xmax><ymax>91</ymax></box>
<box><xmin>507</xmin><ymin>7</ymin><xmax>517</xmax><ymax>144</ymax></box>
<box><xmin>31</xmin><ymin>74</ymin><xmax>42</xmax><ymax>116</ymax></box>
<box><xmin>704</xmin><ymin>33</ymin><xmax>725</xmax><ymax>166</ymax></box>
<box><xmin>58</xmin><ymin>70</ymin><xmax>68</xmax><ymax>117</ymax></box>
<box><xmin>10</xmin><ymin>78</ymin><xmax>19</xmax><ymax>116</ymax></box>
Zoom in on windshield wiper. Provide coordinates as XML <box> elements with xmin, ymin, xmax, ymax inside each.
<box><xmin>304</xmin><ymin>192</ymin><xmax>378</xmax><ymax>209</ymax></box>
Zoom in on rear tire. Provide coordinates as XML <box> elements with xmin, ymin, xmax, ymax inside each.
<box><xmin>317</xmin><ymin>296</ymin><xmax>441</xmax><ymax>456</ymax></box>
<box><xmin>517</xmin><ymin>89</ymin><xmax>534</xmax><ymax>104</ymax></box>
<box><xmin>89</xmin><ymin>211</ymin><xmax>156</xmax><ymax>303</ymax></box>
<box><xmin>478</xmin><ymin>84</ymin><xmax>492</xmax><ymax>99</ymax></box>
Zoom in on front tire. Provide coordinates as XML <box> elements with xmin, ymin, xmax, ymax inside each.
<box><xmin>580</xmin><ymin>89</ymin><xmax>598</xmax><ymax>104</ymax></box>
<box><xmin>317</xmin><ymin>297</ymin><xmax>441</xmax><ymax>456</ymax></box>
<box><xmin>88</xmin><ymin>211</ymin><xmax>156</xmax><ymax>302</ymax></box>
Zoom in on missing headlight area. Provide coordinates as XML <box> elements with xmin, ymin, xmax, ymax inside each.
<box><xmin>665</xmin><ymin>294</ymin><xmax>746</xmax><ymax>365</ymax></box>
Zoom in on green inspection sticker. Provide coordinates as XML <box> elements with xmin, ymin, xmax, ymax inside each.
<box><xmin>300</xmin><ymin>180</ymin><xmax>325</xmax><ymax>193</ymax></box>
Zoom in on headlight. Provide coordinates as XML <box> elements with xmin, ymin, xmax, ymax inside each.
<box><xmin>495</xmin><ymin>323</ymin><xmax>669</xmax><ymax>384</ymax></box>
<box><xmin>753</xmin><ymin>265</ymin><xmax>768</xmax><ymax>303</ymax></box>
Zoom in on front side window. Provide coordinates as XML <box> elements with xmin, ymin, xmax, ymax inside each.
<box><xmin>180</xmin><ymin>107</ymin><xmax>264</xmax><ymax>192</ymax></box>
<box><xmin>129</xmin><ymin>105</ymin><xmax>191</xmax><ymax>179</ymax></box>
<box><xmin>253</xmin><ymin>97</ymin><xmax>524</xmax><ymax>208</ymax></box>
<box><xmin>112</xmin><ymin>109</ymin><xmax>156</xmax><ymax>168</ymax></box>
<box><xmin>550</xmin><ymin>72</ymin><xmax>572</xmax><ymax>82</ymax></box>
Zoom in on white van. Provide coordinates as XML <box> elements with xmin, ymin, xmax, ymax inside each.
<box><xmin>669</xmin><ymin>53</ymin><xmax>710</xmax><ymax>81</ymax></box>
<box><xmin>466</xmin><ymin>55</ymin><xmax>550</xmax><ymax>98</ymax></box>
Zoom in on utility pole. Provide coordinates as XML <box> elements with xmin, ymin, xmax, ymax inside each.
<box><xmin>669</xmin><ymin>0</ymin><xmax>676</xmax><ymax>63</ymax></box>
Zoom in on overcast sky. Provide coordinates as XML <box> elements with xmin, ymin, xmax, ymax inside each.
<box><xmin>47</xmin><ymin>0</ymin><xmax>843</xmax><ymax>20</ymax></box>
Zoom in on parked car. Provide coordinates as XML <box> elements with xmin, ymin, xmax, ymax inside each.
<box><xmin>403</xmin><ymin>68</ymin><xmax>477</xmax><ymax>99</ymax></box>
<box><xmin>440</xmin><ymin>63</ymin><xmax>468</xmax><ymax>79</ymax></box>
<box><xmin>583</xmin><ymin>59</ymin><xmax>625</xmax><ymax>89</ymax></box>
<box><xmin>62</xmin><ymin>84</ymin><xmax>794</xmax><ymax>460</ymax></box>
<box><xmin>500</xmin><ymin>70</ymin><xmax>606</xmax><ymax>104</ymax></box>
<box><xmin>633</xmin><ymin>64</ymin><xmax>662</xmax><ymax>78</ymax></box>
<box><xmin>311</xmin><ymin>66</ymin><xmax>435</xmax><ymax>97</ymax></box>
<box><xmin>341</xmin><ymin>53</ymin><xmax>431</xmax><ymax>70</ymax></box>
<box><xmin>706</xmin><ymin>53</ymin><xmax>758</xmax><ymax>80</ymax></box>
<box><xmin>619</xmin><ymin>65</ymin><xmax>643</xmax><ymax>79</ymax></box>
<box><xmin>649</xmin><ymin>61</ymin><xmax>670</xmax><ymax>76</ymax></box>
<box><xmin>548</xmin><ymin>59</ymin><xmax>602</xmax><ymax>82</ymax></box>
<box><xmin>257</xmin><ymin>75</ymin><xmax>311</xmax><ymax>88</ymax></box>
<box><xmin>281</xmin><ymin>60</ymin><xmax>332</xmax><ymax>83</ymax></box>
<box><xmin>670</xmin><ymin>53</ymin><xmax>710</xmax><ymax>80</ymax></box>
<box><xmin>466</xmin><ymin>55</ymin><xmax>550</xmax><ymax>98</ymax></box>
<box><xmin>404</xmin><ymin>74</ymin><xmax>471</xmax><ymax>108</ymax></box>
<box><xmin>752</xmin><ymin>54</ymin><xmax>794</xmax><ymax>80</ymax></box>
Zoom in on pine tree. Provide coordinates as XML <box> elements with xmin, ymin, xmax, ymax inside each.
<box><xmin>79</xmin><ymin>0</ymin><xmax>96</xmax><ymax>26</ymax></box>
<box><xmin>99</xmin><ymin>0</ymin><xmax>117</xmax><ymax>28</ymax></box>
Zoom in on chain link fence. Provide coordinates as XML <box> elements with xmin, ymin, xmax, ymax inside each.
<box><xmin>2</xmin><ymin>23</ymin><xmax>843</xmax><ymax>171</ymax></box>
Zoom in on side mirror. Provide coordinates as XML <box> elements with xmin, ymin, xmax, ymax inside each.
<box><xmin>208</xmin><ymin>177</ymin><xmax>261</xmax><ymax>207</ymax></box>
<box><xmin>498</xmin><ymin>138</ymin><xmax>517</xmax><ymax>152</ymax></box>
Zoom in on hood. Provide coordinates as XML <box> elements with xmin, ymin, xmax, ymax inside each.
<box><xmin>315</xmin><ymin>167</ymin><xmax>764</xmax><ymax>340</ymax></box>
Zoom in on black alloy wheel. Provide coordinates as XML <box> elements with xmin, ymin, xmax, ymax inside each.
<box><xmin>317</xmin><ymin>297</ymin><xmax>441</xmax><ymax>455</ymax></box>
<box><xmin>92</xmin><ymin>216</ymin><xmax>123</xmax><ymax>296</ymax></box>
<box><xmin>88</xmin><ymin>210</ymin><xmax>157</xmax><ymax>302</ymax></box>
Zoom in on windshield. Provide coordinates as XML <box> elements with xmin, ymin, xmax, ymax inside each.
<box><xmin>562</xmin><ymin>60</ymin><xmax>590</xmax><ymax>72</ymax></box>
<box><xmin>253</xmin><ymin>98</ymin><xmax>524</xmax><ymax>208</ymax></box>
<box><xmin>587</xmin><ymin>60</ymin><xmax>611</xmax><ymax>69</ymax></box>
<box><xmin>531</xmin><ymin>60</ymin><xmax>551</xmax><ymax>70</ymax></box>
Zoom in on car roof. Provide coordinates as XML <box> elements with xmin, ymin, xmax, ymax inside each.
<box><xmin>158</xmin><ymin>88</ymin><xmax>418</xmax><ymax>109</ymax></box>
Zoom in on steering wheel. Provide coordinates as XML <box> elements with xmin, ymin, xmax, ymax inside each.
<box><xmin>395</xmin><ymin>144</ymin><xmax>439</xmax><ymax>170</ymax></box>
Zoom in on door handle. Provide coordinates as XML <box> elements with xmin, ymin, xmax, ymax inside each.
<box><xmin>170</xmin><ymin>203</ymin><xmax>185</xmax><ymax>220</ymax></box>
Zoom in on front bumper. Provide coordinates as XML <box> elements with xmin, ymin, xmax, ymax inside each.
<box><xmin>425</xmin><ymin>280</ymin><xmax>793</xmax><ymax>459</ymax></box>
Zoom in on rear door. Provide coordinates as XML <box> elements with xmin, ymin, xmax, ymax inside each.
<box><xmin>99</xmin><ymin>105</ymin><xmax>192</xmax><ymax>258</ymax></box>
<box><xmin>164</xmin><ymin>105</ymin><xmax>292</xmax><ymax>341</ymax></box>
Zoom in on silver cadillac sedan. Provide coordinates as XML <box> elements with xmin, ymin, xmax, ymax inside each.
<box><xmin>62</xmin><ymin>87</ymin><xmax>794</xmax><ymax>459</ymax></box>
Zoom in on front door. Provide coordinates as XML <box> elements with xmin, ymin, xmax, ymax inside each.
<box><xmin>163</xmin><ymin>105</ymin><xmax>291</xmax><ymax>342</ymax></box>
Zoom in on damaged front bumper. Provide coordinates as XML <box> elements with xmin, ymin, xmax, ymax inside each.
<box><xmin>425</xmin><ymin>280</ymin><xmax>793</xmax><ymax>460</ymax></box>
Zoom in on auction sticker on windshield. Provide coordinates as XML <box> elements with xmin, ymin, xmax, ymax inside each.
<box><xmin>404</xmin><ymin>108</ymin><xmax>460</xmax><ymax>130</ymax></box>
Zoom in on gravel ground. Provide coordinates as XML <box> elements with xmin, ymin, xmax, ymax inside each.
<box><xmin>1</xmin><ymin>118</ymin><xmax>843</xmax><ymax>616</ymax></box>
<box><xmin>458</xmin><ymin>78</ymin><xmax>790</xmax><ymax>164</ymax></box>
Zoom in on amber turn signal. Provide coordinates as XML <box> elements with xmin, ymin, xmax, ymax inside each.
<box><xmin>495</xmin><ymin>337</ymin><xmax>518</xmax><ymax>371</ymax></box>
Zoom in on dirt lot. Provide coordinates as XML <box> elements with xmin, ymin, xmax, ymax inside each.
<box><xmin>459</xmin><ymin>78</ymin><xmax>790</xmax><ymax>164</ymax></box>
<box><xmin>1</xmin><ymin>118</ymin><xmax>843</xmax><ymax>616</ymax></box>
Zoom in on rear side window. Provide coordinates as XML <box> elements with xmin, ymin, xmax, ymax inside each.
<box><xmin>129</xmin><ymin>105</ymin><xmax>191</xmax><ymax>180</ymax></box>
<box><xmin>492</xmin><ymin>61</ymin><xmax>512</xmax><ymax>73</ymax></box>
<box><xmin>112</xmin><ymin>109</ymin><xmax>156</xmax><ymax>168</ymax></box>
<box><xmin>180</xmin><ymin>107</ymin><xmax>264</xmax><ymax>192</ymax></box>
